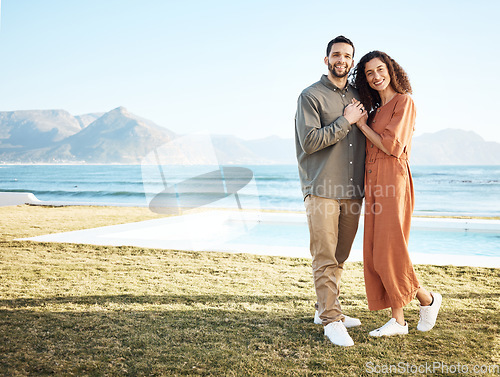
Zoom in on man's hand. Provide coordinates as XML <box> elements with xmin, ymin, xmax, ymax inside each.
<box><xmin>343</xmin><ymin>99</ymin><xmax>367</xmax><ymax>124</ymax></box>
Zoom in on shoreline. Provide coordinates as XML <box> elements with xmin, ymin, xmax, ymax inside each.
<box><xmin>1</xmin><ymin>191</ymin><xmax>499</xmax><ymax>220</ymax></box>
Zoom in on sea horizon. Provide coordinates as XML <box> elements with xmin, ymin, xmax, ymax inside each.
<box><xmin>1</xmin><ymin>164</ymin><xmax>499</xmax><ymax>215</ymax></box>
<box><xmin>1</xmin><ymin>164</ymin><xmax>499</xmax><ymax>260</ymax></box>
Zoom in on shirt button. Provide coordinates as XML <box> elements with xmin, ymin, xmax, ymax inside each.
<box><xmin>371</xmin><ymin>144</ymin><xmax>374</xmax><ymax>148</ymax></box>
<box><xmin>368</xmin><ymin>170</ymin><xmax>372</xmax><ymax>173</ymax></box>
<box><xmin>372</xmin><ymin>120</ymin><xmax>376</xmax><ymax>123</ymax></box>
<box><xmin>349</xmin><ymin>143</ymin><xmax>353</xmax><ymax>147</ymax></box>
<box><xmin>350</xmin><ymin>178</ymin><xmax>353</xmax><ymax>181</ymax></box>
<box><xmin>350</xmin><ymin>161</ymin><xmax>353</xmax><ymax>164</ymax></box>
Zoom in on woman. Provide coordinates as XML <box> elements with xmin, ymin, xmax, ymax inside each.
<box><xmin>352</xmin><ymin>51</ymin><xmax>442</xmax><ymax>336</ymax></box>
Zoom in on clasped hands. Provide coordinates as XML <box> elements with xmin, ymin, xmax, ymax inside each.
<box><xmin>344</xmin><ymin>99</ymin><xmax>368</xmax><ymax>127</ymax></box>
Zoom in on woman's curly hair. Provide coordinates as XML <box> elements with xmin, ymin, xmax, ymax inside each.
<box><xmin>352</xmin><ymin>51</ymin><xmax>412</xmax><ymax>111</ymax></box>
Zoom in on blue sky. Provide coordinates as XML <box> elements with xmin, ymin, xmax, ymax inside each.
<box><xmin>1</xmin><ymin>0</ymin><xmax>499</xmax><ymax>142</ymax></box>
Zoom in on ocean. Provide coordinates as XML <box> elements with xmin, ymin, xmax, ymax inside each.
<box><xmin>0</xmin><ymin>164</ymin><xmax>499</xmax><ymax>216</ymax></box>
<box><xmin>1</xmin><ymin>164</ymin><xmax>499</xmax><ymax>259</ymax></box>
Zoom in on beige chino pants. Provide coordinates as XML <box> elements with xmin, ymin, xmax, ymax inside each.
<box><xmin>304</xmin><ymin>195</ymin><xmax>362</xmax><ymax>325</ymax></box>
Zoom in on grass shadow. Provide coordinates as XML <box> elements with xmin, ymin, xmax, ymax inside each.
<box><xmin>1</xmin><ymin>291</ymin><xmax>499</xmax><ymax>376</ymax></box>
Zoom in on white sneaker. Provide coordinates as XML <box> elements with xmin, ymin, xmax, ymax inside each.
<box><xmin>343</xmin><ymin>315</ymin><xmax>362</xmax><ymax>328</ymax></box>
<box><xmin>324</xmin><ymin>320</ymin><xmax>354</xmax><ymax>347</ymax></box>
<box><xmin>314</xmin><ymin>310</ymin><xmax>361</xmax><ymax>328</ymax></box>
<box><xmin>314</xmin><ymin>310</ymin><xmax>322</xmax><ymax>324</ymax></box>
<box><xmin>417</xmin><ymin>292</ymin><xmax>442</xmax><ymax>332</ymax></box>
<box><xmin>369</xmin><ymin>318</ymin><xmax>408</xmax><ymax>337</ymax></box>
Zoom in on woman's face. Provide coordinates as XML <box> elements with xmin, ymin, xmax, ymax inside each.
<box><xmin>364</xmin><ymin>57</ymin><xmax>391</xmax><ymax>92</ymax></box>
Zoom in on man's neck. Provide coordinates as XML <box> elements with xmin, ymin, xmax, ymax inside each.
<box><xmin>326</xmin><ymin>73</ymin><xmax>348</xmax><ymax>90</ymax></box>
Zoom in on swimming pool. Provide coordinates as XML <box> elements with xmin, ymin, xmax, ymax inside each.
<box><xmin>22</xmin><ymin>209</ymin><xmax>500</xmax><ymax>268</ymax></box>
<box><xmin>224</xmin><ymin>213</ymin><xmax>500</xmax><ymax>258</ymax></box>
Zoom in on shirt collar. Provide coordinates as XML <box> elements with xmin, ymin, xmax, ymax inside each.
<box><xmin>320</xmin><ymin>74</ymin><xmax>350</xmax><ymax>93</ymax></box>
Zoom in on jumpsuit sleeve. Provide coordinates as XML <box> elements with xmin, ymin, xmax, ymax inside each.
<box><xmin>379</xmin><ymin>95</ymin><xmax>416</xmax><ymax>158</ymax></box>
<box><xmin>295</xmin><ymin>93</ymin><xmax>352</xmax><ymax>155</ymax></box>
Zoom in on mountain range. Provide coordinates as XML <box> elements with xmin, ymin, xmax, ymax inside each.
<box><xmin>0</xmin><ymin>107</ymin><xmax>498</xmax><ymax>165</ymax></box>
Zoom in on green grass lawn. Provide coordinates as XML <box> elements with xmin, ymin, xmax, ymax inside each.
<box><xmin>0</xmin><ymin>205</ymin><xmax>499</xmax><ymax>376</ymax></box>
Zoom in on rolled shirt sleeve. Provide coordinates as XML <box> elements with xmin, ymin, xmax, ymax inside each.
<box><xmin>379</xmin><ymin>95</ymin><xmax>416</xmax><ymax>158</ymax></box>
<box><xmin>296</xmin><ymin>93</ymin><xmax>352</xmax><ymax>155</ymax></box>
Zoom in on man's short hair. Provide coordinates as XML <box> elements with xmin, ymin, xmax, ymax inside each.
<box><xmin>326</xmin><ymin>35</ymin><xmax>355</xmax><ymax>58</ymax></box>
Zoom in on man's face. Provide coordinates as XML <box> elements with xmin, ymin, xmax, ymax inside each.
<box><xmin>324</xmin><ymin>43</ymin><xmax>354</xmax><ymax>78</ymax></box>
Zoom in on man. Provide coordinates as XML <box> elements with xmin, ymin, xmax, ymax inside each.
<box><xmin>295</xmin><ymin>35</ymin><xmax>366</xmax><ymax>347</ymax></box>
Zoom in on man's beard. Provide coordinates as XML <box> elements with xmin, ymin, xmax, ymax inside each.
<box><xmin>328</xmin><ymin>62</ymin><xmax>350</xmax><ymax>78</ymax></box>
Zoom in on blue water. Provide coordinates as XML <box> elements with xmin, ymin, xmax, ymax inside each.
<box><xmin>0</xmin><ymin>164</ymin><xmax>499</xmax><ymax>215</ymax></box>
<box><xmin>229</xmin><ymin>221</ymin><xmax>500</xmax><ymax>258</ymax></box>
<box><xmin>0</xmin><ymin>164</ymin><xmax>499</xmax><ymax>258</ymax></box>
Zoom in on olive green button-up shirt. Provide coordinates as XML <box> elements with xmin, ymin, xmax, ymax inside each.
<box><xmin>295</xmin><ymin>75</ymin><xmax>366</xmax><ymax>200</ymax></box>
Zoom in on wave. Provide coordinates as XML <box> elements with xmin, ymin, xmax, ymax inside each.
<box><xmin>0</xmin><ymin>188</ymin><xmax>146</xmax><ymax>199</ymax></box>
<box><xmin>255</xmin><ymin>177</ymin><xmax>299</xmax><ymax>182</ymax></box>
<box><xmin>448</xmin><ymin>180</ymin><xmax>499</xmax><ymax>184</ymax></box>
<box><xmin>1</xmin><ymin>165</ymin><xmax>499</xmax><ymax>215</ymax></box>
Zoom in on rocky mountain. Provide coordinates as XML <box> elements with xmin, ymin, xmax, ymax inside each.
<box><xmin>0</xmin><ymin>109</ymin><xmax>82</xmax><ymax>150</ymax></box>
<box><xmin>0</xmin><ymin>108</ymin><xmax>498</xmax><ymax>165</ymax></box>
<box><xmin>75</xmin><ymin>113</ymin><xmax>105</xmax><ymax>129</ymax></box>
<box><xmin>64</xmin><ymin>107</ymin><xmax>175</xmax><ymax>163</ymax></box>
<box><xmin>0</xmin><ymin>107</ymin><xmax>175</xmax><ymax>163</ymax></box>
<box><xmin>410</xmin><ymin>129</ymin><xmax>500</xmax><ymax>165</ymax></box>
<box><xmin>236</xmin><ymin>129</ymin><xmax>500</xmax><ymax>166</ymax></box>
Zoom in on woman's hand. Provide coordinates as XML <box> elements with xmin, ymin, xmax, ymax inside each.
<box><xmin>343</xmin><ymin>99</ymin><xmax>367</xmax><ymax>124</ymax></box>
<box><xmin>353</xmin><ymin>106</ymin><xmax>391</xmax><ymax>155</ymax></box>
<box><xmin>358</xmin><ymin>113</ymin><xmax>368</xmax><ymax>128</ymax></box>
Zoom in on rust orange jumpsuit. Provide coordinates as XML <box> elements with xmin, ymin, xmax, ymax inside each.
<box><xmin>363</xmin><ymin>93</ymin><xmax>420</xmax><ymax>311</ymax></box>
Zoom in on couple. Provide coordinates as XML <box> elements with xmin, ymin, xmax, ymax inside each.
<box><xmin>295</xmin><ymin>35</ymin><xmax>442</xmax><ymax>347</ymax></box>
